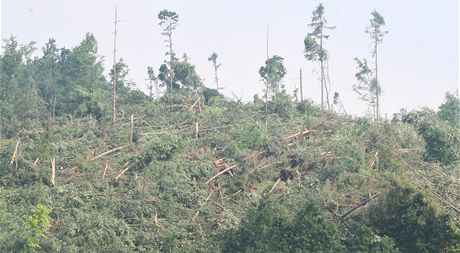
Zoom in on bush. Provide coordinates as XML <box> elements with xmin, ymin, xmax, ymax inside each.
<box><xmin>368</xmin><ymin>185</ymin><xmax>460</xmax><ymax>253</ymax></box>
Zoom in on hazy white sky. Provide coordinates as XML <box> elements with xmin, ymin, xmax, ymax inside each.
<box><xmin>2</xmin><ymin>0</ymin><xmax>458</xmax><ymax>116</ymax></box>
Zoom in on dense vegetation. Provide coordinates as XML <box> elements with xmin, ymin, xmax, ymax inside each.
<box><xmin>1</xmin><ymin>5</ymin><xmax>459</xmax><ymax>253</ymax></box>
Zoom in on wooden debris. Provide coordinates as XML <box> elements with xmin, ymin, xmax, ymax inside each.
<box><xmin>206</xmin><ymin>164</ymin><xmax>238</xmax><ymax>184</ymax></box>
<box><xmin>129</xmin><ymin>114</ymin><xmax>134</xmax><ymax>143</ymax></box>
<box><xmin>368</xmin><ymin>152</ymin><xmax>379</xmax><ymax>169</ymax></box>
<box><xmin>50</xmin><ymin>158</ymin><xmax>56</xmax><ymax>186</ymax></box>
<box><xmin>115</xmin><ymin>166</ymin><xmax>130</xmax><ymax>181</ymax></box>
<box><xmin>341</xmin><ymin>193</ymin><xmax>381</xmax><ymax>219</ymax></box>
<box><xmin>102</xmin><ymin>162</ymin><xmax>109</xmax><ymax>179</ymax></box>
<box><xmin>284</xmin><ymin>128</ymin><xmax>310</xmax><ymax>140</ymax></box>
<box><xmin>89</xmin><ymin>146</ymin><xmax>124</xmax><ymax>161</ymax></box>
<box><xmin>188</xmin><ymin>97</ymin><xmax>201</xmax><ymax>112</ymax></box>
<box><xmin>192</xmin><ymin>211</ymin><xmax>200</xmax><ymax>221</ymax></box>
<box><xmin>33</xmin><ymin>157</ymin><xmax>40</xmax><ymax>165</ymax></box>
<box><xmin>269</xmin><ymin>178</ymin><xmax>282</xmax><ymax>193</ymax></box>
<box><xmin>10</xmin><ymin>140</ymin><xmax>20</xmax><ymax>165</ymax></box>
<box><xmin>154</xmin><ymin>212</ymin><xmax>163</xmax><ymax>229</ymax></box>
<box><xmin>213</xmin><ymin>158</ymin><xmax>235</xmax><ymax>176</ymax></box>
<box><xmin>320</xmin><ymin>151</ymin><xmax>341</xmax><ymax>159</ymax></box>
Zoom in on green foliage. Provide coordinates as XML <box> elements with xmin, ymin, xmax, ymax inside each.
<box><xmin>222</xmin><ymin>199</ymin><xmax>343</xmax><ymax>253</ymax></box>
<box><xmin>368</xmin><ymin>185</ymin><xmax>460</xmax><ymax>253</ymax></box>
<box><xmin>419</xmin><ymin>121</ymin><xmax>460</xmax><ymax>166</ymax></box>
<box><xmin>259</xmin><ymin>55</ymin><xmax>287</xmax><ymax>96</ymax></box>
<box><xmin>26</xmin><ymin>204</ymin><xmax>51</xmax><ymax>250</ymax></box>
<box><xmin>304</xmin><ymin>3</ymin><xmax>334</xmax><ymax>62</ymax></box>
<box><xmin>231</xmin><ymin>119</ymin><xmax>270</xmax><ymax>150</ymax></box>
<box><xmin>1</xmin><ymin>33</ymin><xmax>458</xmax><ymax>253</ymax></box>
<box><xmin>404</xmin><ymin>109</ymin><xmax>460</xmax><ymax>166</ymax></box>
<box><xmin>353</xmin><ymin>58</ymin><xmax>379</xmax><ymax>117</ymax></box>
<box><xmin>158</xmin><ymin>59</ymin><xmax>203</xmax><ymax>91</ymax></box>
<box><xmin>438</xmin><ymin>91</ymin><xmax>460</xmax><ymax>128</ymax></box>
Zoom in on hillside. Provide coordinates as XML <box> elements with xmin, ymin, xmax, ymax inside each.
<box><xmin>1</xmin><ymin>89</ymin><xmax>459</xmax><ymax>252</ymax></box>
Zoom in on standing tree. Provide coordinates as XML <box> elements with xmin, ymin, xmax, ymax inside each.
<box><xmin>147</xmin><ymin>67</ymin><xmax>159</xmax><ymax>98</ymax></box>
<box><xmin>158</xmin><ymin>9</ymin><xmax>179</xmax><ymax>93</ymax></box>
<box><xmin>366</xmin><ymin>10</ymin><xmax>388</xmax><ymax>120</ymax></box>
<box><xmin>353</xmin><ymin>58</ymin><xmax>379</xmax><ymax>118</ymax></box>
<box><xmin>37</xmin><ymin>39</ymin><xmax>60</xmax><ymax>118</ymax></box>
<box><xmin>208</xmin><ymin>52</ymin><xmax>221</xmax><ymax>91</ymax></box>
<box><xmin>304</xmin><ymin>3</ymin><xmax>335</xmax><ymax>110</ymax></box>
<box><xmin>111</xmin><ymin>8</ymin><xmax>121</xmax><ymax>123</ymax></box>
<box><xmin>259</xmin><ymin>55</ymin><xmax>287</xmax><ymax>99</ymax></box>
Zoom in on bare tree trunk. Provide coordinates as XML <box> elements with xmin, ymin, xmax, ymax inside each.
<box><xmin>265</xmin><ymin>26</ymin><xmax>270</xmax><ymax>129</ymax></box>
<box><xmin>129</xmin><ymin>114</ymin><xmax>134</xmax><ymax>143</ymax></box>
<box><xmin>375</xmin><ymin>42</ymin><xmax>380</xmax><ymax>121</ymax></box>
<box><xmin>112</xmin><ymin>8</ymin><xmax>118</xmax><ymax>123</ymax></box>
<box><xmin>299</xmin><ymin>69</ymin><xmax>303</xmax><ymax>102</ymax></box>
<box><xmin>169</xmin><ymin>33</ymin><xmax>174</xmax><ymax>93</ymax></box>
<box><xmin>319</xmin><ymin>28</ymin><xmax>327</xmax><ymax>109</ymax></box>
<box><xmin>51</xmin><ymin>93</ymin><xmax>56</xmax><ymax>118</ymax></box>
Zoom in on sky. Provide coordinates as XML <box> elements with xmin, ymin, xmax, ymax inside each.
<box><xmin>1</xmin><ymin>0</ymin><xmax>459</xmax><ymax>116</ymax></box>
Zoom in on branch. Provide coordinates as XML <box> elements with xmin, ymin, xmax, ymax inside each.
<box><xmin>10</xmin><ymin>140</ymin><xmax>20</xmax><ymax>164</ymax></box>
<box><xmin>341</xmin><ymin>193</ymin><xmax>381</xmax><ymax>219</ymax></box>
<box><xmin>269</xmin><ymin>178</ymin><xmax>282</xmax><ymax>193</ymax></box>
<box><xmin>115</xmin><ymin>166</ymin><xmax>130</xmax><ymax>181</ymax></box>
<box><xmin>89</xmin><ymin>146</ymin><xmax>124</xmax><ymax>161</ymax></box>
<box><xmin>206</xmin><ymin>164</ymin><xmax>238</xmax><ymax>184</ymax></box>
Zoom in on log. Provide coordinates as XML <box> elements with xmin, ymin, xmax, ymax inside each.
<box><xmin>89</xmin><ymin>146</ymin><xmax>124</xmax><ymax>161</ymax></box>
<box><xmin>33</xmin><ymin>157</ymin><xmax>40</xmax><ymax>165</ymax></box>
<box><xmin>341</xmin><ymin>193</ymin><xmax>381</xmax><ymax>219</ymax></box>
<box><xmin>115</xmin><ymin>166</ymin><xmax>130</xmax><ymax>181</ymax></box>
<box><xmin>192</xmin><ymin>211</ymin><xmax>200</xmax><ymax>221</ymax></box>
<box><xmin>283</xmin><ymin>129</ymin><xmax>309</xmax><ymax>140</ymax></box>
<box><xmin>50</xmin><ymin>158</ymin><xmax>56</xmax><ymax>186</ymax></box>
<box><xmin>188</xmin><ymin>97</ymin><xmax>201</xmax><ymax>112</ymax></box>
<box><xmin>102</xmin><ymin>162</ymin><xmax>109</xmax><ymax>179</ymax></box>
<box><xmin>10</xmin><ymin>140</ymin><xmax>20</xmax><ymax>165</ymax></box>
<box><xmin>269</xmin><ymin>178</ymin><xmax>282</xmax><ymax>193</ymax></box>
<box><xmin>129</xmin><ymin>114</ymin><xmax>134</xmax><ymax>143</ymax></box>
<box><xmin>206</xmin><ymin>164</ymin><xmax>238</xmax><ymax>184</ymax></box>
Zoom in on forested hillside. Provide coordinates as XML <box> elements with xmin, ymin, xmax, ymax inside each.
<box><xmin>1</xmin><ymin>5</ymin><xmax>460</xmax><ymax>253</ymax></box>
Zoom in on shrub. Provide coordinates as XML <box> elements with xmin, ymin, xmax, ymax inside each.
<box><xmin>368</xmin><ymin>185</ymin><xmax>460</xmax><ymax>253</ymax></box>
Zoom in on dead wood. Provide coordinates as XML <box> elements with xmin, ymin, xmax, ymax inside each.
<box><xmin>115</xmin><ymin>166</ymin><xmax>130</xmax><ymax>181</ymax></box>
<box><xmin>206</xmin><ymin>164</ymin><xmax>238</xmax><ymax>184</ymax></box>
<box><xmin>50</xmin><ymin>158</ymin><xmax>56</xmax><ymax>186</ymax></box>
<box><xmin>89</xmin><ymin>146</ymin><xmax>124</xmax><ymax>161</ymax></box>
<box><xmin>341</xmin><ymin>193</ymin><xmax>381</xmax><ymax>219</ymax></box>
<box><xmin>269</xmin><ymin>178</ymin><xmax>282</xmax><ymax>193</ymax></box>
<box><xmin>10</xmin><ymin>140</ymin><xmax>20</xmax><ymax>165</ymax></box>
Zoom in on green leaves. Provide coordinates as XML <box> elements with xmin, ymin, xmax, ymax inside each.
<box><xmin>26</xmin><ymin>204</ymin><xmax>51</xmax><ymax>250</ymax></box>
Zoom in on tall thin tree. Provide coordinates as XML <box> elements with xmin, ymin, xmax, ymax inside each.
<box><xmin>158</xmin><ymin>10</ymin><xmax>179</xmax><ymax>93</ymax></box>
<box><xmin>304</xmin><ymin>3</ymin><xmax>335</xmax><ymax>110</ymax></box>
<box><xmin>111</xmin><ymin>8</ymin><xmax>120</xmax><ymax>123</ymax></box>
<box><xmin>208</xmin><ymin>52</ymin><xmax>221</xmax><ymax>91</ymax></box>
<box><xmin>366</xmin><ymin>10</ymin><xmax>388</xmax><ymax>120</ymax></box>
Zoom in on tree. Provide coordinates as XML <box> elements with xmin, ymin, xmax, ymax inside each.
<box><xmin>37</xmin><ymin>39</ymin><xmax>60</xmax><ymax>118</ymax></box>
<box><xmin>157</xmin><ymin>59</ymin><xmax>203</xmax><ymax>92</ymax></box>
<box><xmin>58</xmin><ymin>33</ymin><xmax>108</xmax><ymax>119</ymax></box>
<box><xmin>147</xmin><ymin>66</ymin><xmax>160</xmax><ymax>98</ymax></box>
<box><xmin>304</xmin><ymin>3</ymin><xmax>335</xmax><ymax>110</ymax></box>
<box><xmin>158</xmin><ymin>9</ymin><xmax>179</xmax><ymax>93</ymax></box>
<box><xmin>368</xmin><ymin>185</ymin><xmax>460</xmax><ymax>252</ymax></box>
<box><xmin>366</xmin><ymin>10</ymin><xmax>388</xmax><ymax>120</ymax></box>
<box><xmin>353</xmin><ymin>58</ymin><xmax>380</xmax><ymax>118</ymax></box>
<box><xmin>437</xmin><ymin>91</ymin><xmax>460</xmax><ymax>127</ymax></box>
<box><xmin>26</xmin><ymin>204</ymin><xmax>51</xmax><ymax>250</ymax></box>
<box><xmin>208</xmin><ymin>52</ymin><xmax>221</xmax><ymax>91</ymax></box>
<box><xmin>0</xmin><ymin>36</ymin><xmax>44</xmax><ymax>136</ymax></box>
<box><xmin>259</xmin><ymin>55</ymin><xmax>287</xmax><ymax>99</ymax></box>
